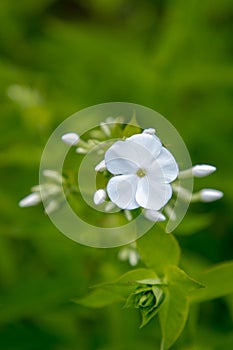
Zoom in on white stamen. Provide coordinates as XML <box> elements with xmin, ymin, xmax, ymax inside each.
<box><xmin>93</xmin><ymin>189</ymin><xmax>106</xmax><ymax>205</ymax></box>
<box><xmin>19</xmin><ymin>193</ymin><xmax>41</xmax><ymax>207</ymax></box>
<box><xmin>61</xmin><ymin>133</ymin><xmax>79</xmax><ymax>146</ymax></box>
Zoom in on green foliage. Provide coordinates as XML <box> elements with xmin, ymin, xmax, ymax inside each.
<box><xmin>137</xmin><ymin>227</ymin><xmax>180</xmax><ymax>274</ymax></box>
<box><xmin>159</xmin><ymin>266</ymin><xmax>204</xmax><ymax>349</ymax></box>
<box><xmin>190</xmin><ymin>261</ymin><xmax>233</xmax><ymax>303</ymax></box>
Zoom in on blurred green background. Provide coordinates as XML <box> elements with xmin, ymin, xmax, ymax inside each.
<box><xmin>1</xmin><ymin>0</ymin><xmax>233</xmax><ymax>349</ymax></box>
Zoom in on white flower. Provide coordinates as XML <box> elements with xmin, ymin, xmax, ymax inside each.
<box><xmin>61</xmin><ymin>132</ymin><xmax>80</xmax><ymax>146</ymax></box>
<box><xmin>93</xmin><ymin>189</ymin><xmax>106</xmax><ymax>205</ymax></box>
<box><xmin>105</xmin><ymin>133</ymin><xmax>179</xmax><ymax>210</ymax></box>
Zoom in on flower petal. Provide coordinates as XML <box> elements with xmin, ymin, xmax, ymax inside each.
<box><xmin>147</xmin><ymin>147</ymin><xmax>179</xmax><ymax>183</ymax></box>
<box><xmin>136</xmin><ymin>177</ymin><xmax>172</xmax><ymax>210</ymax></box>
<box><xmin>126</xmin><ymin>134</ymin><xmax>162</xmax><ymax>163</ymax></box>
<box><xmin>105</xmin><ymin>141</ymin><xmax>141</xmax><ymax>174</ymax></box>
<box><xmin>107</xmin><ymin>174</ymin><xmax>139</xmax><ymax>210</ymax></box>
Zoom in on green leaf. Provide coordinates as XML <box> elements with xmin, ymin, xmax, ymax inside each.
<box><xmin>167</xmin><ymin>266</ymin><xmax>205</xmax><ymax>293</ymax></box>
<box><xmin>121</xmin><ymin>112</ymin><xmax>141</xmax><ymax>138</ymax></box>
<box><xmin>137</xmin><ymin>227</ymin><xmax>180</xmax><ymax>275</ymax></box>
<box><xmin>159</xmin><ymin>287</ymin><xmax>188</xmax><ymax>350</ymax></box>
<box><xmin>73</xmin><ymin>288</ymin><xmax>124</xmax><ymax>308</ymax></box>
<box><xmin>159</xmin><ymin>266</ymin><xmax>203</xmax><ymax>349</ymax></box>
<box><xmin>190</xmin><ymin>261</ymin><xmax>233</xmax><ymax>303</ymax></box>
<box><xmin>175</xmin><ymin>213</ymin><xmax>212</xmax><ymax>236</ymax></box>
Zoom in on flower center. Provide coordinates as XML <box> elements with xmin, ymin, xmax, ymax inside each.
<box><xmin>136</xmin><ymin>168</ymin><xmax>146</xmax><ymax>178</ymax></box>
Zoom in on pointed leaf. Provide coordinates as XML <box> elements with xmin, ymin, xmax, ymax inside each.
<box><xmin>137</xmin><ymin>227</ymin><xmax>180</xmax><ymax>275</ymax></box>
<box><xmin>190</xmin><ymin>261</ymin><xmax>233</xmax><ymax>303</ymax></box>
<box><xmin>73</xmin><ymin>288</ymin><xmax>124</xmax><ymax>308</ymax></box>
<box><xmin>159</xmin><ymin>286</ymin><xmax>189</xmax><ymax>350</ymax></box>
<box><xmin>93</xmin><ymin>268</ymin><xmax>158</xmax><ymax>298</ymax></box>
<box><xmin>167</xmin><ymin>265</ymin><xmax>205</xmax><ymax>292</ymax></box>
<box><xmin>159</xmin><ymin>265</ymin><xmax>203</xmax><ymax>349</ymax></box>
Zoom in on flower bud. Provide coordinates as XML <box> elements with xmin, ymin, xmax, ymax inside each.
<box><xmin>144</xmin><ymin>209</ymin><xmax>166</xmax><ymax>222</ymax></box>
<box><xmin>93</xmin><ymin>189</ymin><xmax>106</xmax><ymax>205</ymax></box>
<box><xmin>43</xmin><ymin>169</ymin><xmax>63</xmax><ymax>182</ymax></box>
<box><xmin>19</xmin><ymin>193</ymin><xmax>41</xmax><ymax>207</ymax></box>
<box><xmin>199</xmin><ymin>189</ymin><xmax>224</xmax><ymax>202</ymax></box>
<box><xmin>44</xmin><ymin>200</ymin><xmax>59</xmax><ymax>214</ymax></box>
<box><xmin>75</xmin><ymin>147</ymin><xmax>87</xmax><ymax>154</ymax></box>
<box><xmin>192</xmin><ymin>164</ymin><xmax>216</xmax><ymax>177</ymax></box>
<box><xmin>100</xmin><ymin>122</ymin><xmax>111</xmax><ymax>137</ymax></box>
<box><xmin>95</xmin><ymin>160</ymin><xmax>106</xmax><ymax>172</ymax></box>
<box><xmin>124</xmin><ymin>210</ymin><xmax>133</xmax><ymax>221</ymax></box>
<box><xmin>143</xmin><ymin>128</ymin><xmax>156</xmax><ymax>135</ymax></box>
<box><xmin>61</xmin><ymin>132</ymin><xmax>79</xmax><ymax>146</ymax></box>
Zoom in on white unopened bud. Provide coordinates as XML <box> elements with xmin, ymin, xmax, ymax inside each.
<box><xmin>192</xmin><ymin>164</ymin><xmax>216</xmax><ymax>177</ymax></box>
<box><xmin>128</xmin><ymin>251</ymin><xmax>139</xmax><ymax>266</ymax></box>
<box><xmin>124</xmin><ymin>210</ymin><xmax>133</xmax><ymax>221</ymax></box>
<box><xmin>44</xmin><ymin>200</ymin><xmax>59</xmax><ymax>215</ymax></box>
<box><xmin>75</xmin><ymin>147</ymin><xmax>87</xmax><ymax>154</ymax></box>
<box><xmin>19</xmin><ymin>193</ymin><xmax>41</xmax><ymax>207</ymax></box>
<box><xmin>61</xmin><ymin>132</ymin><xmax>79</xmax><ymax>146</ymax></box>
<box><xmin>42</xmin><ymin>170</ymin><xmax>63</xmax><ymax>182</ymax></box>
<box><xmin>179</xmin><ymin>164</ymin><xmax>217</xmax><ymax>179</ymax></box>
<box><xmin>95</xmin><ymin>160</ymin><xmax>106</xmax><ymax>172</ymax></box>
<box><xmin>105</xmin><ymin>202</ymin><xmax>117</xmax><ymax>212</ymax></box>
<box><xmin>144</xmin><ymin>209</ymin><xmax>166</xmax><ymax>222</ymax></box>
<box><xmin>164</xmin><ymin>205</ymin><xmax>177</xmax><ymax>221</ymax></box>
<box><xmin>143</xmin><ymin>128</ymin><xmax>156</xmax><ymax>135</ymax></box>
<box><xmin>199</xmin><ymin>189</ymin><xmax>224</xmax><ymax>202</ymax></box>
<box><xmin>100</xmin><ymin>122</ymin><xmax>111</xmax><ymax>137</ymax></box>
<box><xmin>93</xmin><ymin>189</ymin><xmax>106</xmax><ymax>205</ymax></box>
